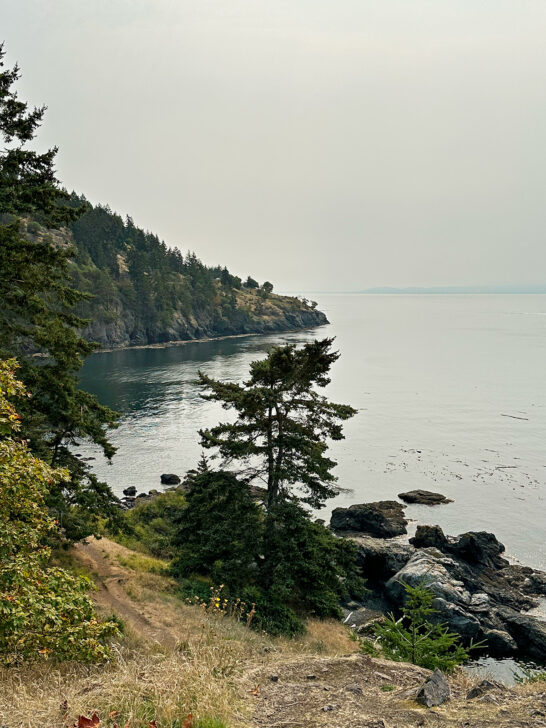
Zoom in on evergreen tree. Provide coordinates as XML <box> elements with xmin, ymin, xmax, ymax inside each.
<box><xmin>198</xmin><ymin>338</ymin><xmax>356</xmax><ymax>510</ymax></box>
<box><xmin>173</xmin><ymin>340</ymin><xmax>363</xmax><ymax>636</ymax></box>
<box><xmin>0</xmin><ymin>45</ymin><xmax>120</xmax><ymax>541</ymax></box>
<box><xmin>244</xmin><ymin>276</ymin><xmax>259</xmax><ymax>289</ymax></box>
<box><xmin>171</xmin><ymin>470</ymin><xmax>262</xmax><ymax>590</ymax></box>
<box><xmin>374</xmin><ymin>581</ymin><xmax>482</xmax><ymax>672</ymax></box>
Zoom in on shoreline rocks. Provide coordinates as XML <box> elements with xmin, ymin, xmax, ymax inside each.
<box><xmin>338</xmin><ymin>510</ymin><xmax>546</xmax><ymax>662</ymax></box>
<box><xmin>330</xmin><ymin>501</ymin><xmax>408</xmax><ymax>538</ymax></box>
<box><xmin>398</xmin><ymin>489</ymin><xmax>453</xmax><ymax>506</ymax></box>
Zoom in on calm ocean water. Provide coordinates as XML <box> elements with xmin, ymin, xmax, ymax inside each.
<box><xmin>80</xmin><ymin>294</ymin><xmax>546</xmax><ymax>571</ymax></box>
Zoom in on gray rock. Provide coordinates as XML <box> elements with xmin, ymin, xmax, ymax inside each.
<box><xmin>466</xmin><ymin>679</ymin><xmax>500</xmax><ymax>700</ymax></box>
<box><xmin>330</xmin><ymin>501</ymin><xmax>407</xmax><ymax>538</ymax></box>
<box><xmin>386</xmin><ymin>550</ymin><xmax>472</xmax><ymax>607</ymax></box>
<box><xmin>123</xmin><ymin>485</ymin><xmax>137</xmax><ymax>496</ymax></box>
<box><xmin>410</xmin><ymin>525</ymin><xmax>449</xmax><ymax>551</ymax></box>
<box><xmin>450</xmin><ymin>531</ymin><xmax>508</xmax><ymax>570</ymax></box>
<box><xmin>342</xmin><ymin>606</ymin><xmax>384</xmax><ymax>633</ymax></box>
<box><xmin>398</xmin><ymin>489</ymin><xmax>453</xmax><ymax>505</ymax></box>
<box><xmin>345</xmin><ymin>682</ymin><xmax>363</xmax><ymax>695</ymax></box>
<box><xmin>160</xmin><ymin>473</ymin><xmax>181</xmax><ymax>485</ymax></box>
<box><xmin>500</xmin><ymin>610</ymin><xmax>546</xmax><ymax>661</ymax></box>
<box><xmin>482</xmin><ymin>629</ymin><xmax>517</xmax><ymax>655</ymax></box>
<box><xmin>416</xmin><ymin>669</ymin><xmax>450</xmax><ymax>707</ymax></box>
<box><xmin>351</xmin><ymin>534</ymin><xmax>414</xmax><ymax>579</ymax></box>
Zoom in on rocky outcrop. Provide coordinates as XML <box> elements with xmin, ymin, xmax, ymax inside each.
<box><xmin>343</xmin><ymin>518</ymin><xmax>546</xmax><ymax>661</ymax></box>
<box><xmin>330</xmin><ymin>501</ymin><xmax>407</xmax><ymax>538</ymax></box>
<box><xmin>398</xmin><ymin>489</ymin><xmax>453</xmax><ymax>505</ymax></box>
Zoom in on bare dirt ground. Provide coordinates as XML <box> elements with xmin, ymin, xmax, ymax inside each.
<box><xmin>244</xmin><ymin>652</ymin><xmax>546</xmax><ymax>727</ymax></box>
<box><xmin>73</xmin><ymin>537</ymin><xmax>177</xmax><ymax>648</ymax></box>
<box><xmin>70</xmin><ymin>537</ymin><xmax>546</xmax><ymax>728</ymax></box>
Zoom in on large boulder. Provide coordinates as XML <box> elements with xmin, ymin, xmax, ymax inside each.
<box><xmin>330</xmin><ymin>501</ymin><xmax>407</xmax><ymax>538</ymax></box>
<box><xmin>416</xmin><ymin>669</ymin><xmax>450</xmax><ymax>707</ymax></box>
<box><xmin>410</xmin><ymin>525</ymin><xmax>449</xmax><ymax>551</ymax></box>
<box><xmin>398</xmin><ymin>489</ymin><xmax>453</xmax><ymax>506</ymax></box>
<box><xmin>350</xmin><ymin>534</ymin><xmax>414</xmax><ymax>580</ymax></box>
<box><xmin>386</xmin><ymin>550</ymin><xmax>472</xmax><ymax>607</ymax></box>
<box><xmin>499</xmin><ymin>610</ymin><xmax>546</xmax><ymax>661</ymax></box>
<box><xmin>160</xmin><ymin>473</ymin><xmax>181</xmax><ymax>485</ymax></box>
<box><xmin>385</xmin><ymin>550</ymin><xmax>482</xmax><ymax>641</ymax></box>
<box><xmin>449</xmin><ymin>531</ymin><xmax>508</xmax><ymax>570</ymax></box>
<box><xmin>123</xmin><ymin>485</ymin><xmax>137</xmax><ymax>497</ymax></box>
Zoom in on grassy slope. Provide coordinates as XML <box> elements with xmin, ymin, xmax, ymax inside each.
<box><xmin>1</xmin><ymin>537</ymin><xmax>543</xmax><ymax>728</ymax></box>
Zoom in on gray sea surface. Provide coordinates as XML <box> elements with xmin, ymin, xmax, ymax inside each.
<box><xmin>79</xmin><ymin>294</ymin><xmax>546</xmax><ymax>571</ymax></box>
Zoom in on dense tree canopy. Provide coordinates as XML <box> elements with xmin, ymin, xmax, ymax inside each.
<box><xmin>0</xmin><ymin>44</ymin><xmax>120</xmax><ymax>541</ymax></box>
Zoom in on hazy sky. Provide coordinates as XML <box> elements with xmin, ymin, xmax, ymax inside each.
<box><xmin>2</xmin><ymin>1</ymin><xmax>545</xmax><ymax>291</ymax></box>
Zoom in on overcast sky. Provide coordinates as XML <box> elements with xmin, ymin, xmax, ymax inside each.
<box><xmin>2</xmin><ymin>1</ymin><xmax>545</xmax><ymax>291</ymax></box>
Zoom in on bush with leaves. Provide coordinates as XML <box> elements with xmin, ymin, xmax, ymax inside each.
<box><xmin>0</xmin><ymin>359</ymin><xmax>118</xmax><ymax>664</ymax></box>
<box><xmin>374</xmin><ymin>580</ymin><xmax>482</xmax><ymax>672</ymax></box>
<box><xmin>119</xmin><ymin>489</ymin><xmax>187</xmax><ymax>558</ymax></box>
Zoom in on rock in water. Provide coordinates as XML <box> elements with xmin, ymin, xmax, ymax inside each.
<box><xmin>398</xmin><ymin>489</ymin><xmax>453</xmax><ymax>505</ymax></box>
<box><xmin>160</xmin><ymin>473</ymin><xmax>181</xmax><ymax>485</ymax></box>
<box><xmin>416</xmin><ymin>669</ymin><xmax>450</xmax><ymax>707</ymax></box>
<box><xmin>123</xmin><ymin>485</ymin><xmax>137</xmax><ymax>496</ymax></box>
<box><xmin>330</xmin><ymin>501</ymin><xmax>407</xmax><ymax>538</ymax></box>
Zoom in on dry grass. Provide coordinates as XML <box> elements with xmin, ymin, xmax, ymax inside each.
<box><xmin>0</xmin><ymin>538</ymin><xmax>358</xmax><ymax>728</ymax></box>
<box><xmin>6</xmin><ymin>538</ymin><xmax>542</xmax><ymax>728</ymax></box>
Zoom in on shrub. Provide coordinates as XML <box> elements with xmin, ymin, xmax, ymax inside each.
<box><xmin>121</xmin><ymin>489</ymin><xmax>186</xmax><ymax>558</ymax></box>
<box><xmin>0</xmin><ymin>359</ymin><xmax>118</xmax><ymax>664</ymax></box>
<box><xmin>374</xmin><ymin>580</ymin><xmax>482</xmax><ymax>672</ymax></box>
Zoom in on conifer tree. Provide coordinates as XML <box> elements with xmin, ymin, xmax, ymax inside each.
<box><xmin>0</xmin><ymin>44</ymin><xmax>119</xmax><ymax>541</ymax></box>
<box><xmin>198</xmin><ymin>338</ymin><xmax>356</xmax><ymax>510</ymax></box>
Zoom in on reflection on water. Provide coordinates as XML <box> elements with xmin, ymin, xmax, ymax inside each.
<box><xmin>79</xmin><ymin>294</ymin><xmax>546</xmax><ymax>571</ymax></box>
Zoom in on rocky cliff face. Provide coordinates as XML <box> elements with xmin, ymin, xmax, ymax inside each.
<box><xmin>82</xmin><ymin>293</ymin><xmax>328</xmax><ymax>349</ymax></box>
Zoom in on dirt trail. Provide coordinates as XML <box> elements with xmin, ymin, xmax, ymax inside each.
<box><xmin>73</xmin><ymin>537</ymin><xmax>177</xmax><ymax>648</ymax></box>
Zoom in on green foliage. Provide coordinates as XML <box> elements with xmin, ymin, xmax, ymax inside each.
<box><xmin>0</xmin><ymin>45</ymin><xmax>120</xmax><ymax>543</ymax></box>
<box><xmin>170</xmin><ymin>341</ymin><xmax>362</xmax><ymax>636</ymax></box>
<box><xmin>261</xmin><ymin>500</ymin><xmax>366</xmax><ymax>623</ymax></box>
<box><xmin>244</xmin><ymin>276</ymin><xmax>259</xmax><ymax>289</ymax></box>
<box><xmin>515</xmin><ymin>667</ymin><xmax>546</xmax><ymax>684</ymax></box>
<box><xmin>194</xmin><ymin>718</ymin><xmax>229</xmax><ymax>728</ymax></box>
<box><xmin>0</xmin><ymin>360</ymin><xmax>118</xmax><ymax>664</ymax></box>
<box><xmin>170</xmin><ymin>469</ymin><xmax>365</xmax><ymax>637</ymax></box>
<box><xmin>121</xmin><ymin>489</ymin><xmax>187</xmax><ymax>558</ymax></box>
<box><xmin>374</xmin><ymin>581</ymin><xmax>480</xmax><ymax>672</ymax></box>
<box><xmin>171</xmin><ymin>471</ymin><xmax>262</xmax><ymax>591</ymax></box>
<box><xmin>198</xmin><ymin>338</ymin><xmax>356</xmax><ymax>510</ymax></box>
<box><xmin>67</xmin><ymin>200</ymin><xmax>283</xmax><ymax>345</ymax></box>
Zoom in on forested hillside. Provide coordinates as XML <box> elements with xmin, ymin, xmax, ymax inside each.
<box><xmin>33</xmin><ymin>196</ymin><xmax>327</xmax><ymax>348</ymax></box>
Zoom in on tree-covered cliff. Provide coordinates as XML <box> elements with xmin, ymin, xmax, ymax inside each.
<box><xmin>50</xmin><ymin>197</ymin><xmax>327</xmax><ymax>348</ymax></box>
